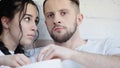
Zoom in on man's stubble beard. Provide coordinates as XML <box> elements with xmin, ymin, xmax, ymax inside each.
<box><xmin>50</xmin><ymin>23</ymin><xmax>77</xmax><ymax>43</ymax></box>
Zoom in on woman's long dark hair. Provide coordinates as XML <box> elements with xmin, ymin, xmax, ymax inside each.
<box><xmin>0</xmin><ymin>0</ymin><xmax>39</xmax><ymax>54</ymax></box>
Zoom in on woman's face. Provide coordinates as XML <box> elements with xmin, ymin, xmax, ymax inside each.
<box><xmin>8</xmin><ymin>3</ymin><xmax>39</xmax><ymax>46</ymax></box>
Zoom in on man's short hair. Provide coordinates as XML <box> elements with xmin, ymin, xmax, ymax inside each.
<box><xmin>70</xmin><ymin>0</ymin><xmax>79</xmax><ymax>8</ymax></box>
<box><xmin>43</xmin><ymin>0</ymin><xmax>80</xmax><ymax>13</ymax></box>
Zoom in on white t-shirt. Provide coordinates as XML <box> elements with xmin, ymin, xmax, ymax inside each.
<box><xmin>62</xmin><ymin>37</ymin><xmax>120</xmax><ymax>68</ymax></box>
<box><xmin>0</xmin><ymin>51</ymin><xmax>14</xmax><ymax>56</ymax></box>
<box><xmin>24</xmin><ymin>37</ymin><xmax>120</xmax><ymax>68</ymax></box>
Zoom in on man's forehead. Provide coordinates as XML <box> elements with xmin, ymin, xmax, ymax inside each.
<box><xmin>44</xmin><ymin>0</ymin><xmax>72</xmax><ymax>10</ymax></box>
<box><xmin>45</xmin><ymin>0</ymin><xmax>71</xmax><ymax>5</ymax></box>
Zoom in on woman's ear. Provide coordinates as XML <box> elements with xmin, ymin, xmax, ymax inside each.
<box><xmin>1</xmin><ymin>16</ymin><xmax>9</xmax><ymax>29</ymax></box>
<box><xmin>77</xmin><ymin>13</ymin><xmax>83</xmax><ymax>26</ymax></box>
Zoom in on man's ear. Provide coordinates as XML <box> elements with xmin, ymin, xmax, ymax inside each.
<box><xmin>1</xmin><ymin>16</ymin><xmax>9</xmax><ymax>29</ymax></box>
<box><xmin>77</xmin><ymin>13</ymin><xmax>83</xmax><ymax>26</ymax></box>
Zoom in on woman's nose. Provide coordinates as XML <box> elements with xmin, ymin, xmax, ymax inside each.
<box><xmin>31</xmin><ymin>23</ymin><xmax>37</xmax><ymax>31</ymax></box>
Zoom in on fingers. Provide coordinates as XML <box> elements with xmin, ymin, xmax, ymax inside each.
<box><xmin>15</xmin><ymin>56</ymin><xmax>25</xmax><ymax>66</ymax></box>
<box><xmin>2</xmin><ymin>54</ymin><xmax>32</xmax><ymax>67</ymax></box>
<box><xmin>15</xmin><ymin>54</ymin><xmax>32</xmax><ymax>66</ymax></box>
<box><xmin>37</xmin><ymin>45</ymin><xmax>54</xmax><ymax>61</ymax></box>
<box><xmin>20</xmin><ymin>54</ymin><xmax>32</xmax><ymax>64</ymax></box>
<box><xmin>37</xmin><ymin>44</ymin><xmax>74</xmax><ymax>62</ymax></box>
<box><xmin>1</xmin><ymin>55</ymin><xmax>20</xmax><ymax>67</ymax></box>
<box><xmin>43</xmin><ymin>47</ymin><xmax>54</xmax><ymax>60</ymax></box>
<box><xmin>37</xmin><ymin>45</ymin><xmax>49</xmax><ymax>61</ymax></box>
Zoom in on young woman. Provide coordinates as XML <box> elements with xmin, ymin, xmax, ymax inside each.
<box><xmin>0</xmin><ymin>0</ymin><xmax>39</xmax><ymax>67</ymax></box>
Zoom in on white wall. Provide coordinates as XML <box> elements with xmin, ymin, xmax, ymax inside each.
<box><xmin>34</xmin><ymin>0</ymin><xmax>52</xmax><ymax>40</ymax></box>
<box><xmin>34</xmin><ymin>0</ymin><xmax>120</xmax><ymax>40</ymax></box>
<box><xmin>80</xmin><ymin>0</ymin><xmax>120</xmax><ymax>39</ymax></box>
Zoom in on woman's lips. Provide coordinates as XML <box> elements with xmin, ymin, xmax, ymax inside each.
<box><xmin>27</xmin><ymin>34</ymin><xmax>35</xmax><ymax>39</ymax></box>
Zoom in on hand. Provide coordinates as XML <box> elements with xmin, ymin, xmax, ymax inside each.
<box><xmin>0</xmin><ymin>54</ymin><xmax>32</xmax><ymax>67</ymax></box>
<box><xmin>37</xmin><ymin>44</ymin><xmax>75</xmax><ymax>61</ymax></box>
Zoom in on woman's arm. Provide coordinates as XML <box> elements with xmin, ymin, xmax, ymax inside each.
<box><xmin>0</xmin><ymin>54</ymin><xmax>32</xmax><ymax>67</ymax></box>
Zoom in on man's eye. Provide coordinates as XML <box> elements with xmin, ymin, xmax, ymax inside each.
<box><xmin>35</xmin><ymin>18</ymin><xmax>39</xmax><ymax>25</ymax></box>
<box><xmin>47</xmin><ymin>13</ymin><xmax>54</xmax><ymax>18</ymax></box>
<box><xmin>61</xmin><ymin>12</ymin><xmax>66</xmax><ymax>16</ymax></box>
<box><xmin>48</xmin><ymin>14</ymin><xmax>53</xmax><ymax>18</ymax></box>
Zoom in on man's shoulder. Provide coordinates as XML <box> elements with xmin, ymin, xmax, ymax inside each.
<box><xmin>87</xmin><ymin>36</ymin><xmax>120</xmax><ymax>44</ymax></box>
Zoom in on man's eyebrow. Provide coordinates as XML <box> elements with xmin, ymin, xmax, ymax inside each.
<box><xmin>45</xmin><ymin>12</ymin><xmax>53</xmax><ymax>14</ymax></box>
<box><xmin>60</xmin><ymin>8</ymin><xmax>69</xmax><ymax>11</ymax></box>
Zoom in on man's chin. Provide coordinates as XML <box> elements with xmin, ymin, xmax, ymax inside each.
<box><xmin>52</xmin><ymin>36</ymin><xmax>68</xmax><ymax>43</ymax></box>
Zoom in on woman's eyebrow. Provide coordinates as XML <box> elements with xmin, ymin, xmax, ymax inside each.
<box><xmin>24</xmin><ymin>14</ymin><xmax>33</xmax><ymax>17</ymax></box>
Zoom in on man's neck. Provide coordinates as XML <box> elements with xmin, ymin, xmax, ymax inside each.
<box><xmin>54</xmin><ymin>30</ymin><xmax>87</xmax><ymax>49</ymax></box>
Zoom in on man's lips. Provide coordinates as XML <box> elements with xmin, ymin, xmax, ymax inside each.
<box><xmin>54</xmin><ymin>27</ymin><xmax>64</xmax><ymax>31</ymax></box>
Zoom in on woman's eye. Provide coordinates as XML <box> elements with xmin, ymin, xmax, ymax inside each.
<box><xmin>24</xmin><ymin>17</ymin><xmax>30</xmax><ymax>22</ymax></box>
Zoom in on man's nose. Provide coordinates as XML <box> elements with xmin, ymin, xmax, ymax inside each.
<box><xmin>53</xmin><ymin>14</ymin><xmax>61</xmax><ymax>25</ymax></box>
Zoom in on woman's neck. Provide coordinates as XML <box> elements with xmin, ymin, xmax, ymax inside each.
<box><xmin>1</xmin><ymin>32</ymin><xmax>18</xmax><ymax>51</ymax></box>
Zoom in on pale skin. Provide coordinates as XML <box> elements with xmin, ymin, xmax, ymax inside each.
<box><xmin>0</xmin><ymin>3</ymin><xmax>38</xmax><ymax>67</ymax></box>
<box><xmin>37</xmin><ymin>0</ymin><xmax>120</xmax><ymax>68</ymax></box>
<box><xmin>0</xmin><ymin>54</ymin><xmax>32</xmax><ymax>67</ymax></box>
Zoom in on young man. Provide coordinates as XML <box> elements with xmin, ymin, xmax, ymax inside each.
<box><xmin>37</xmin><ymin>0</ymin><xmax>120</xmax><ymax>68</ymax></box>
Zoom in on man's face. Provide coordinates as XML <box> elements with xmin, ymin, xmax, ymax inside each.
<box><xmin>44</xmin><ymin>0</ymin><xmax>79</xmax><ymax>43</ymax></box>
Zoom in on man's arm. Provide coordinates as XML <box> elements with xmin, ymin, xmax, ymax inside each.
<box><xmin>72</xmin><ymin>51</ymin><xmax>120</xmax><ymax>68</ymax></box>
<box><xmin>37</xmin><ymin>44</ymin><xmax>120</xmax><ymax>68</ymax></box>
